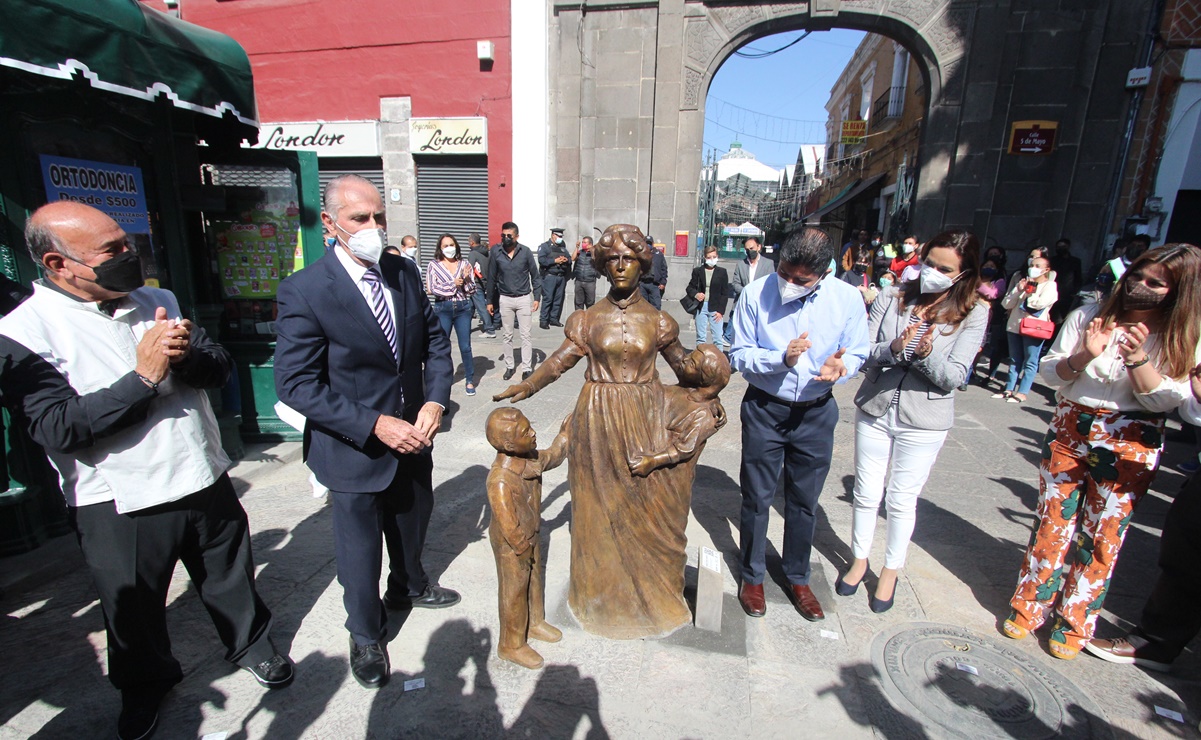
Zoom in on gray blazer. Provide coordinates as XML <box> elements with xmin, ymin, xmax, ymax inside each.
<box><xmin>731</xmin><ymin>257</ymin><xmax>772</xmax><ymax>301</ymax></box>
<box><xmin>854</xmin><ymin>287</ymin><xmax>989</xmax><ymax>431</ymax></box>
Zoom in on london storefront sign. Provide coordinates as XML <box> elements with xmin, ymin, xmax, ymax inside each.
<box><xmin>409</xmin><ymin>117</ymin><xmax>488</xmax><ymax>155</ymax></box>
<box><xmin>252</xmin><ymin>121</ymin><xmax>381</xmax><ymax>157</ymax></box>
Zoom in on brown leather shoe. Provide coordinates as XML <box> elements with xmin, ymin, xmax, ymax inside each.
<box><xmin>739</xmin><ymin>582</ymin><xmax>766</xmax><ymax>617</ymax></box>
<box><xmin>790</xmin><ymin>584</ymin><xmax>825</xmax><ymax>621</ymax></box>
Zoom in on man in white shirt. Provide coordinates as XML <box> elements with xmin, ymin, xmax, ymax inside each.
<box><xmin>0</xmin><ymin>202</ymin><xmax>291</xmax><ymax>740</ymax></box>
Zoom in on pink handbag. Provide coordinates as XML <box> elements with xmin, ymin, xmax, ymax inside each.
<box><xmin>1019</xmin><ymin>315</ymin><xmax>1054</xmax><ymax>340</ymax></box>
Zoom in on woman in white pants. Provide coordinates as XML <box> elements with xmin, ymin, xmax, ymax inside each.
<box><xmin>837</xmin><ymin>230</ymin><xmax>989</xmax><ymax>612</ymax></box>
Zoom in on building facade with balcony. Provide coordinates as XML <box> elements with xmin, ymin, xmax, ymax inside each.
<box><xmin>805</xmin><ymin>34</ymin><xmax>926</xmax><ymax>245</ymax></box>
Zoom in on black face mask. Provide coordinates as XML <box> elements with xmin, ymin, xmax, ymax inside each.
<box><xmin>502</xmin><ymin>235</ymin><xmax>515</xmax><ymax>248</ymax></box>
<box><xmin>67</xmin><ymin>250</ymin><xmax>144</xmax><ymax>294</ymax></box>
<box><xmin>982</xmin><ymin>267</ymin><xmax>997</xmax><ymax>279</ymax></box>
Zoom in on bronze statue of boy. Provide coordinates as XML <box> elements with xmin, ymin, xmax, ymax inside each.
<box><xmin>485</xmin><ymin>408</ymin><xmax>569</xmax><ymax>669</ymax></box>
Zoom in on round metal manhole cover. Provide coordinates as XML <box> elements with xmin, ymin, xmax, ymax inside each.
<box><xmin>870</xmin><ymin>623</ymin><xmax>1113</xmax><ymax>739</ymax></box>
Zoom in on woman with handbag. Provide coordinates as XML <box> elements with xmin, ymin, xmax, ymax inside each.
<box><xmin>836</xmin><ymin>230</ymin><xmax>988</xmax><ymax>613</ymax></box>
<box><xmin>685</xmin><ymin>245</ymin><xmax>730</xmax><ymax>348</ymax></box>
<box><xmin>994</xmin><ymin>255</ymin><xmax>1057</xmax><ymax>403</ymax></box>
<box><xmin>1003</xmin><ymin>244</ymin><xmax>1201</xmax><ymax>660</ymax></box>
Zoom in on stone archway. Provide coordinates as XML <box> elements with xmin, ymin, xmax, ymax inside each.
<box><xmin>549</xmin><ymin>0</ymin><xmax>971</xmax><ymax>245</ymax></box>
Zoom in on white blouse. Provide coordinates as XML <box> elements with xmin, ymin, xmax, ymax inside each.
<box><xmin>1038</xmin><ymin>304</ymin><xmax>1198</xmax><ymax>414</ymax></box>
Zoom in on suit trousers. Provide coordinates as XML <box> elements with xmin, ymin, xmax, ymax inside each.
<box><xmin>639</xmin><ymin>282</ymin><xmax>662</xmax><ymax>309</ymax></box>
<box><xmin>739</xmin><ymin>388</ymin><xmax>838</xmax><ymax>586</ymax></box>
<box><xmin>498</xmin><ymin>294</ymin><xmax>533</xmax><ymax>372</ymax></box>
<box><xmin>330</xmin><ymin>453</ymin><xmax>434</xmax><ymax>645</ymax></box>
<box><xmin>1130</xmin><ymin>474</ymin><xmax>1201</xmax><ymax>660</ymax></box>
<box><xmin>851</xmin><ymin>406</ymin><xmax>948</xmax><ymax>569</ymax></box>
<box><xmin>69</xmin><ymin>473</ymin><xmax>275</xmax><ymax>691</ymax></box>
<box><xmin>540</xmin><ymin>274</ymin><xmax>567</xmax><ymax>324</ymax></box>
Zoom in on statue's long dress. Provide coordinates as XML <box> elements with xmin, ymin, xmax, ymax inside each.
<box><xmin>561</xmin><ymin>292</ymin><xmax>696</xmax><ymax>638</ymax></box>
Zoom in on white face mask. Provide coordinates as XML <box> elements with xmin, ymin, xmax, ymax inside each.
<box><xmin>441</xmin><ymin>247</ymin><xmax>457</xmax><ymax>259</ymax></box>
<box><xmin>705</xmin><ymin>257</ymin><xmax>718</xmax><ymax>267</ymax></box>
<box><xmin>1027</xmin><ymin>266</ymin><xmax>1045</xmax><ymax>279</ymax></box>
<box><xmin>402</xmin><ymin>247</ymin><xmax>418</xmax><ymax>260</ymax></box>
<box><xmin>778</xmin><ymin>275</ymin><xmax>816</xmax><ymax>303</ymax></box>
<box><xmin>902</xmin><ymin>241</ymin><xmax>916</xmax><ymax>255</ymax></box>
<box><xmin>919</xmin><ymin>264</ymin><xmax>956</xmax><ymax>294</ymax></box>
<box><xmin>337</xmin><ymin>223</ymin><xmax>385</xmax><ymax>264</ymax></box>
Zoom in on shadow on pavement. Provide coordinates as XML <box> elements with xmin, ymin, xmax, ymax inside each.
<box><xmin>423</xmin><ymin>464</ymin><xmax>491</xmax><ymax>587</ymax></box>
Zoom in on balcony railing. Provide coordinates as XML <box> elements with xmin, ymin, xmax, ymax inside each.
<box><xmin>872</xmin><ymin>86</ymin><xmax>905</xmax><ymax>124</ymax></box>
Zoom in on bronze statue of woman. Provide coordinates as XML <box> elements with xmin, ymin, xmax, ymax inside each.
<box><xmin>494</xmin><ymin>224</ymin><xmax>727</xmax><ymax>639</ymax></box>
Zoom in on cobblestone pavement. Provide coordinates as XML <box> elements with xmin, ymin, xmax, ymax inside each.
<box><xmin>2</xmin><ymin>299</ymin><xmax>1200</xmax><ymax>739</ymax></box>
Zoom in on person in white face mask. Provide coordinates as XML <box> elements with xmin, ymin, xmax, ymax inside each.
<box><xmin>995</xmin><ymin>255</ymin><xmax>1058</xmax><ymax>403</ymax></box>
<box><xmin>727</xmin><ymin>227</ymin><xmax>870</xmax><ymax>622</ymax></box>
<box><xmin>274</xmin><ymin>175</ymin><xmax>459</xmax><ymax>691</ymax></box>
<box><xmin>836</xmin><ymin>230</ymin><xmax>988</xmax><ymax>614</ymax></box>
<box><xmin>685</xmin><ymin>245</ymin><xmax>730</xmax><ymax>348</ymax></box>
<box><xmin>426</xmin><ymin>233</ymin><xmax>478</xmax><ymax>396</ymax></box>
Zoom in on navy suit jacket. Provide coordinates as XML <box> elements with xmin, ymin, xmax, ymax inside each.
<box><xmin>274</xmin><ymin>250</ymin><xmax>452</xmax><ymax>493</ymax></box>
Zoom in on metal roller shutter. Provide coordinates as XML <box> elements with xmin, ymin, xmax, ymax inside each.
<box><xmin>317</xmin><ymin>163</ymin><xmax>385</xmax><ymax>205</ymax></box>
<box><xmin>416</xmin><ymin>162</ymin><xmax>489</xmax><ymax>264</ymax></box>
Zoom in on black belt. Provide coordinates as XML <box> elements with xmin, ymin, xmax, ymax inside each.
<box><xmin>746</xmin><ymin>384</ymin><xmax>832</xmax><ymax>410</ymax></box>
<box><xmin>434</xmin><ymin>296</ymin><xmax>468</xmax><ymax>302</ymax></box>
<box><xmin>499</xmin><ymin>292</ymin><xmax>531</xmax><ymax>298</ymax></box>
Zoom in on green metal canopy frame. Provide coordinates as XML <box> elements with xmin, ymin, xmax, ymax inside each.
<box><xmin>0</xmin><ymin>0</ymin><xmax>257</xmax><ymax>127</ymax></box>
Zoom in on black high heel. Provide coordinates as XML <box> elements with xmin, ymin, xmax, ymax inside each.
<box><xmin>835</xmin><ymin>566</ymin><xmax>866</xmax><ymax>596</ymax></box>
<box><xmin>870</xmin><ymin>579</ymin><xmax>896</xmax><ymax>613</ymax></box>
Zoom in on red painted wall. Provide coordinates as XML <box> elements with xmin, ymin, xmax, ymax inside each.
<box><xmin>141</xmin><ymin>0</ymin><xmax>513</xmax><ymax>227</ymax></box>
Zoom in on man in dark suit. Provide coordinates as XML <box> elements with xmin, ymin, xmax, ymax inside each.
<box><xmin>274</xmin><ymin>175</ymin><xmax>458</xmax><ymax>690</ymax></box>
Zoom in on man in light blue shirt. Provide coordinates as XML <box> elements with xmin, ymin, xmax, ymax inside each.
<box><xmin>729</xmin><ymin>227</ymin><xmax>869</xmax><ymax>622</ymax></box>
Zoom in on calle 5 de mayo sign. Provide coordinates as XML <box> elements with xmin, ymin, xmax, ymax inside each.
<box><xmin>1008</xmin><ymin>120</ymin><xmax>1058</xmax><ymax>156</ymax></box>
<box><xmin>409</xmin><ymin>117</ymin><xmax>488</xmax><ymax>155</ymax></box>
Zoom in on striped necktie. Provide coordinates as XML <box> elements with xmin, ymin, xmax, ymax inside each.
<box><xmin>360</xmin><ymin>269</ymin><xmax>398</xmax><ymax>361</ymax></box>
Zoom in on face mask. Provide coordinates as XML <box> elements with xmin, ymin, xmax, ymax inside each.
<box><xmin>502</xmin><ymin>235</ymin><xmax>515</xmax><ymax>248</ymax></box>
<box><xmin>441</xmin><ymin>247</ymin><xmax>457</xmax><ymax>259</ymax></box>
<box><xmin>1027</xmin><ymin>266</ymin><xmax>1045</xmax><ymax>279</ymax></box>
<box><xmin>778</xmin><ymin>275</ymin><xmax>817</xmax><ymax>303</ymax></box>
<box><xmin>705</xmin><ymin>257</ymin><xmax>718</xmax><ymax>267</ymax></box>
<box><xmin>67</xmin><ymin>250</ymin><xmax>144</xmax><ymax>294</ymax></box>
<box><xmin>879</xmin><ymin>277</ymin><xmax>894</xmax><ymax>289</ymax></box>
<box><xmin>336</xmin><ymin>223</ymin><xmax>385</xmax><ymax>264</ymax></box>
<box><xmin>902</xmin><ymin>242</ymin><xmax>915</xmax><ymax>255</ymax></box>
<box><xmin>872</xmin><ymin>239</ymin><xmax>881</xmax><ymax>247</ymax></box>
<box><xmin>919</xmin><ymin>264</ymin><xmax>955</xmax><ymax>294</ymax></box>
<box><xmin>1122</xmin><ymin>280</ymin><xmax>1168</xmax><ymax>311</ymax></box>
<box><xmin>981</xmin><ymin>267</ymin><xmax>998</xmax><ymax>279</ymax></box>
<box><xmin>402</xmin><ymin>247</ymin><xmax>419</xmax><ymax>260</ymax></box>
<box><xmin>746</xmin><ymin>248</ymin><xmax>759</xmax><ymax>258</ymax></box>
<box><xmin>552</xmin><ymin>236</ymin><xmax>562</xmax><ymax>244</ymax></box>
<box><xmin>324</xmin><ymin>235</ymin><xmax>338</xmax><ymax>249</ymax></box>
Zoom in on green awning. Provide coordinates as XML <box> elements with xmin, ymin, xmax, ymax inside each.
<box><xmin>0</xmin><ymin>0</ymin><xmax>257</xmax><ymax>127</ymax></box>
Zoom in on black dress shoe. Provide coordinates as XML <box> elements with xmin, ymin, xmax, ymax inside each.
<box><xmin>540</xmin><ymin>322</ymin><xmax>550</xmax><ymax>330</ymax></box>
<box><xmin>243</xmin><ymin>653</ymin><xmax>294</xmax><ymax>688</ymax></box>
<box><xmin>118</xmin><ymin>681</ymin><xmax>174</xmax><ymax>740</ymax></box>
<box><xmin>384</xmin><ymin>584</ymin><xmax>462</xmax><ymax>610</ymax></box>
<box><xmin>349</xmin><ymin>638</ymin><xmax>390</xmax><ymax>689</ymax></box>
<box><xmin>549</xmin><ymin>320</ymin><xmax>563</xmax><ymax>327</ymax></box>
<box><xmin>522</xmin><ymin>371</ymin><xmax>532</xmax><ymax>381</ymax></box>
<box><xmin>503</xmin><ymin>368</ymin><xmax>516</xmax><ymax>381</ymax></box>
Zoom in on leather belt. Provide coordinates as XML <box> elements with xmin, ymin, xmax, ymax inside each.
<box><xmin>746</xmin><ymin>384</ymin><xmax>832</xmax><ymax>410</ymax></box>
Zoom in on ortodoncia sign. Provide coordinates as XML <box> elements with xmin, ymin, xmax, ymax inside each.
<box><xmin>409</xmin><ymin>117</ymin><xmax>489</xmax><ymax>155</ymax></box>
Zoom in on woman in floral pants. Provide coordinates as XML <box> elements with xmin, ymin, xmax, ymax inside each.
<box><xmin>1004</xmin><ymin>245</ymin><xmax>1201</xmax><ymax>660</ymax></box>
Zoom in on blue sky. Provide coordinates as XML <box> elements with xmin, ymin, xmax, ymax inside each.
<box><xmin>703</xmin><ymin>28</ymin><xmax>867</xmax><ymax>170</ymax></box>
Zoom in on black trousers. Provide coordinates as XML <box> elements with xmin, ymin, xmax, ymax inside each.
<box><xmin>329</xmin><ymin>453</ymin><xmax>434</xmax><ymax>645</ymax></box>
<box><xmin>574</xmin><ymin>280</ymin><xmax>597</xmax><ymax>310</ymax></box>
<box><xmin>1131</xmin><ymin>475</ymin><xmax>1201</xmax><ymax>659</ymax></box>
<box><xmin>639</xmin><ymin>282</ymin><xmax>663</xmax><ymax>309</ymax></box>
<box><xmin>738</xmin><ymin>387</ymin><xmax>838</xmax><ymax>586</ymax></box>
<box><xmin>540</xmin><ymin>274</ymin><xmax>567</xmax><ymax>323</ymax></box>
<box><xmin>69</xmin><ymin>473</ymin><xmax>275</xmax><ymax>691</ymax></box>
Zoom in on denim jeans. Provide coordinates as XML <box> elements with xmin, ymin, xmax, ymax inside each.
<box><xmin>695</xmin><ymin>301</ymin><xmax>722</xmax><ymax>347</ymax></box>
<box><xmin>470</xmin><ymin>289</ymin><xmax>496</xmax><ymax>332</ymax></box>
<box><xmin>1005</xmin><ymin>331</ymin><xmax>1045</xmax><ymax>395</ymax></box>
<box><xmin>435</xmin><ymin>299</ymin><xmax>475</xmax><ymax>384</ymax></box>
